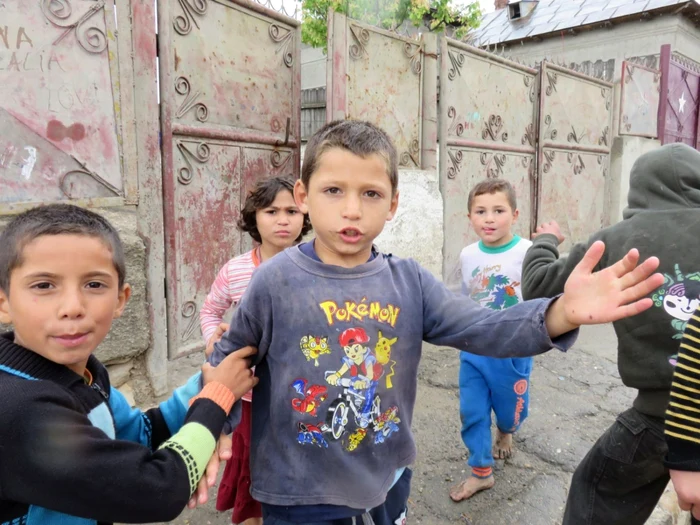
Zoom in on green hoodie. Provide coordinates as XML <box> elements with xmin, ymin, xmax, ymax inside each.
<box><xmin>522</xmin><ymin>143</ymin><xmax>700</xmax><ymax>418</ymax></box>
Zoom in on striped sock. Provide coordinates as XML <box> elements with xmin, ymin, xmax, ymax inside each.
<box><xmin>471</xmin><ymin>466</ymin><xmax>493</xmax><ymax>479</ymax></box>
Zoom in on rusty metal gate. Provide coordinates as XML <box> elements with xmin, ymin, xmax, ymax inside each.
<box><xmin>0</xmin><ymin>0</ymin><xmax>138</xmax><ymax>213</ymax></box>
<box><xmin>438</xmin><ymin>39</ymin><xmax>538</xmax><ymax>287</ymax></box>
<box><xmin>159</xmin><ymin>0</ymin><xmax>301</xmax><ymax>358</ymax></box>
<box><xmin>536</xmin><ymin>62</ymin><xmax>613</xmax><ymax>254</ymax></box>
<box><xmin>326</xmin><ymin>11</ymin><xmax>437</xmax><ymax>171</ymax></box>
<box><xmin>658</xmin><ymin>44</ymin><xmax>700</xmax><ymax>148</ymax></box>
<box><xmin>619</xmin><ymin>60</ymin><xmax>661</xmax><ymax>139</ymax></box>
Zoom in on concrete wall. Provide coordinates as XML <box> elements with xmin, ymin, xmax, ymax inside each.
<box><xmin>374</xmin><ymin>169</ymin><xmax>444</xmax><ymax>280</ymax></box>
<box><xmin>609</xmin><ymin>136</ymin><xmax>661</xmax><ymax>223</ymax></box>
<box><xmin>301</xmin><ymin>44</ymin><xmax>327</xmax><ymax>90</ymax></box>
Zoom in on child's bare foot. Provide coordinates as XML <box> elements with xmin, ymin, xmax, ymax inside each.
<box><xmin>493</xmin><ymin>430</ymin><xmax>514</xmax><ymax>459</ymax></box>
<box><xmin>449</xmin><ymin>475</ymin><xmax>495</xmax><ymax>502</ymax></box>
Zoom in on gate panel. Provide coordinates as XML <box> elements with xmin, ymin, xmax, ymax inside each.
<box><xmin>537</xmin><ymin>62</ymin><xmax>613</xmax><ymax>252</ymax></box>
<box><xmin>0</xmin><ymin>0</ymin><xmax>137</xmax><ymax>212</ymax></box>
<box><xmin>658</xmin><ymin>46</ymin><xmax>700</xmax><ymax>147</ymax></box>
<box><xmin>159</xmin><ymin>0</ymin><xmax>300</xmax><ymax>358</ymax></box>
<box><xmin>439</xmin><ymin>40</ymin><xmax>538</xmax><ymax>288</ymax></box>
<box><xmin>619</xmin><ymin>61</ymin><xmax>660</xmax><ymax>138</ymax></box>
<box><xmin>327</xmin><ymin>12</ymin><xmax>428</xmax><ymax>169</ymax></box>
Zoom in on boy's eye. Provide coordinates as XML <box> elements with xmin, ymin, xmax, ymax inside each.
<box><xmin>86</xmin><ymin>282</ymin><xmax>105</xmax><ymax>289</ymax></box>
<box><xmin>325</xmin><ymin>187</ymin><xmax>341</xmax><ymax>195</ymax></box>
<box><xmin>32</xmin><ymin>282</ymin><xmax>53</xmax><ymax>290</ymax></box>
<box><xmin>266</xmin><ymin>210</ymin><xmax>277</xmax><ymax>215</ymax></box>
<box><xmin>365</xmin><ymin>190</ymin><xmax>381</xmax><ymax>199</ymax></box>
<box><xmin>287</xmin><ymin>209</ymin><xmax>298</xmax><ymax>215</ymax></box>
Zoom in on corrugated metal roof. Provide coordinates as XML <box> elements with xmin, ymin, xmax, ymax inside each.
<box><xmin>470</xmin><ymin>0</ymin><xmax>695</xmax><ymax>46</ymax></box>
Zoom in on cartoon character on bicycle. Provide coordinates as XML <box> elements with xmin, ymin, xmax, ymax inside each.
<box><xmin>324</xmin><ymin>327</ymin><xmax>393</xmax><ymax>441</ymax></box>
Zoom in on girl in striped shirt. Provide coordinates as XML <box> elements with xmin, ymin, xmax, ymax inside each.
<box><xmin>200</xmin><ymin>175</ymin><xmax>311</xmax><ymax>525</ymax></box>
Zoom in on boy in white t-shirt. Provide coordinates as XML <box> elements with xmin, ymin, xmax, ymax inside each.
<box><xmin>450</xmin><ymin>179</ymin><xmax>534</xmax><ymax>502</ymax></box>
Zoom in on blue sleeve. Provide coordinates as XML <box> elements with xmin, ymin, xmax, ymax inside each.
<box><xmin>417</xmin><ymin>263</ymin><xmax>578</xmax><ymax>357</ymax></box>
<box><xmin>111</xmin><ymin>372</ymin><xmax>202</xmax><ymax>447</ymax></box>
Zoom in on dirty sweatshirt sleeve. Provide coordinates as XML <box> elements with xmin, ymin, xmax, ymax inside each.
<box><xmin>665</xmin><ymin>306</ymin><xmax>700</xmax><ymax>471</ymax></box>
<box><xmin>418</xmin><ymin>262</ymin><xmax>577</xmax><ymax>356</ymax></box>
<box><xmin>0</xmin><ymin>381</ymin><xmax>234</xmax><ymax>523</ymax></box>
<box><xmin>208</xmin><ymin>268</ymin><xmax>273</xmax><ymax>433</ymax></box>
<box><xmin>521</xmin><ymin>233</ymin><xmax>599</xmax><ymax>300</ymax></box>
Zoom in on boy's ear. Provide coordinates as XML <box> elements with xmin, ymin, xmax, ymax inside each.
<box><xmin>386</xmin><ymin>191</ymin><xmax>400</xmax><ymax>222</ymax></box>
<box><xmin>0</xmin><ymin>290</ymin><xmax>11</xmax><ymax>325</ymax></box>
<box><xmin>294</xmin><ymin>179</ymin><xmax>309</xmax><ymax>214</ymax></box>
<box><xmin>113</xmin><ymin>283</ymin><xmax>132</xmax><ymax>319</ymax></box>
<box><xmin>512</xmin><ymin>208</ymin><xmax>520</xmax><ymax>222</ymax></box>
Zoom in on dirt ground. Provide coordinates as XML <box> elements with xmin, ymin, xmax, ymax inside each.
<box><xmin>156</xmin><ymin>324</ymin><xmax>639</xmax><ymax>525</ymax></box>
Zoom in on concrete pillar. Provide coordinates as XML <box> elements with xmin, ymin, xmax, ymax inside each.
<box><xmin>608</xmin><ymin>136</ymin><xmax>661</xmax><ymax>224</ymax></box>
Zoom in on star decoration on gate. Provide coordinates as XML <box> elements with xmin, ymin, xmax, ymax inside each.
<box><xmin>679</xmin><ymin>92</ymin><xmax>687</xmax><ymax>113</ymax></box>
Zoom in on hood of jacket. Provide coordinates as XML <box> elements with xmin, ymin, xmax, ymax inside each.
<box><xmin>623</xmin><ymin>142</ymin><xmax>700</xmax><ymax>219</ymax></box>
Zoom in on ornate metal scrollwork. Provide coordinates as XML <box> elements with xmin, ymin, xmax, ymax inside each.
<box><xmin>567</xmin><ymin>152</ymin><xmax>586</xmax><ymax>175</ymax></box>
<box><xmin>542</xmin><ymin>150</ymin><xmax>555</xmax><ymax>174</ymax></box>
<box><xmin>174</xmin><ymin>0</ymin><xmax>207</xmax><ymax>36</ymax></box>
<box><xmin>175</xmin><ymin>77</ymin><xmax>209</xmax><ymax>122</ymax></box>
<box><xmin>622</xmin><ymin>115</ymin><xmax>632</xmax><ymax>132</ymax></box>
<box><xmin>447</xmin><ymin>148</ymin><xmax>463</xmax><ymax>179</ymax></box>
<box><xmin>269</xmin><ymin>24</ymin><xmax>294</xmax><ymax>68</ymax></box>
<box><xmin>59</xmin><ymin>167</ymin><xmax>123</xmax><ymax>198</ymax></box>
<box><xmin>181</xmin><ymin>301</ymin><xmax>200</xmax><ymax>342</ymax></box>
<box><xmin>567</xmin><ymin>126</ymin><xmax>582</xmax><ymax>144</ymax></box>
<box><xmin>524</xmin><ymin>75</ymin><xmax>536</xmax><ymax>103</ymax></box>
<box><xmin>482</xmin><ymin>115</ymin><xmax>507</xmax><ymax>142</ymax></box>
<box><xmin>349</xmin><ymin>23</ymin><xmax>370</xmax><ymax>60</ymax></box>
<box><xmin>480</xmin><ymin>152</ymin><xmax>506</xmax><ymax>178</ymax></box>
<box><xmin>447</xmin><ymin>50</ymin><xmax>465</xmax><ymax>81</ymax></box>
<box><xmin>403</xmin><ymin>41</ymin><xmax>422</xmax><ymax>75</ymax></box>
<box><xmin>271</xmin><ymin>149</ymin><xmax>292</xmax><ymax>170</ymax></box>
<box><xmin>542</xmin><ymin>115</ymin><xmax>558</xmax><ymax>141</ymax></box>
<box><xmin>599</xmin><ymin>125</ymin><xmax>609</xmax><ymax>147</ymax></box>
<box><xmin>522</xmin><ymin>123</ymin><xmax>535</xmax><ymax>147</ymax></box>
<box><xmin>545</xmin><ymin>71</ymin><xmax>558</xmax><ymax>96</ymax></box>
<box><xmin>399</xmin><ymin>139</ymin><xmax>420</xmax><ymax>168</ymax></box>
<box><xmin>41</xmin><ymin>0</ymin><xmax>107</xmax><ymax>54</ymax></box>
<box><xmin>176</xmin><ymin>141</ymin><xmax>210</xmax><ymax>185</ymax></box>
<box><xmin>601</xmin><ymin>87</ymin><xmax>611</xmax><ymax>111</ymax></box>
<box><xmin>447</xmin><ymin>106</ymin><xmax>464</xmax><ymax>137</ymax></box>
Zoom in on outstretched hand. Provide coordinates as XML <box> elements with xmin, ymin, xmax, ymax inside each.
<box><xmin>546</xmin><ymin>241</ymin><xmax>664</xmax><ymax>337</ymax></box>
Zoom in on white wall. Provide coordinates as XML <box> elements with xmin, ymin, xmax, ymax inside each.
<box><xmin>301</xmin><ymin>44</ymin><xmax>327</xmax><ymax>90</ymax></box>
<box><xmin>609</xmin><ymin>136</ymin><xmax>661</xmax><ymax>223</ymax></box>
<box><xmin>374</xmin><ymin>169</ymin><xmax>444</xmax><ymax>280</ymax></box>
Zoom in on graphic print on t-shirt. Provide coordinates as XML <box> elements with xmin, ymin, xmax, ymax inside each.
<box><xmin>467</xmin><ymin>264</ymin><xmax>521</xmax><ymax>310</ymax></box>
<box><xmin>293</xmin><ymin>298</ymin><xmax>403</xmax><ymax>453</ymax></box>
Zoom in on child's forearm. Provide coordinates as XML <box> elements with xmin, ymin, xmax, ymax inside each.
<box><xmin>544</xmin><ymin>296</ymin><xmax>579</xmax><ymax>339</ymax></box>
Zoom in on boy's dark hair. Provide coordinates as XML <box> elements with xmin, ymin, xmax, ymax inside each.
<box><xmin>238</xmin><ymin>176</ymin><xmax>312</xmax><ymax>244</ymax></box>
<box><xmin>301</xmin><ymin>120</ymin><xmax>399</xmax><ymax>195</ymax></box>
<box><xmin>468</xmin><ymin>178</ymin><xmax>518</xmax><ymax>212</ymax></box>
<box><xmin>0</xmin><ymin>204</ymin><xmax>126</xmax><ymax>293</ymax></box>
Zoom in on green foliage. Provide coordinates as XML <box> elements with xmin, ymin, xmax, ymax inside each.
<box><xmin>301</xmin><ymin>0</ymin><xmax>482</xmax><ymax>51</ymax></box>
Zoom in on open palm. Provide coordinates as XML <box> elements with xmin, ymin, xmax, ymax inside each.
<box><xmin>561</xmin><ymin>241</ymin><xmax>664</xmax><ymax>326</ymax></box>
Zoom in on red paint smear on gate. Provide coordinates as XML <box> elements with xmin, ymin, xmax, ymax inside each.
<box><xmin>178</xmin><ymin>157</ymin><xmax>242</xmax><ymax>291</ymax></box>
<box><xmin>46</xmin><ymin>120</ymin><xmax>86</xmax><ymax>142</ymax></box>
